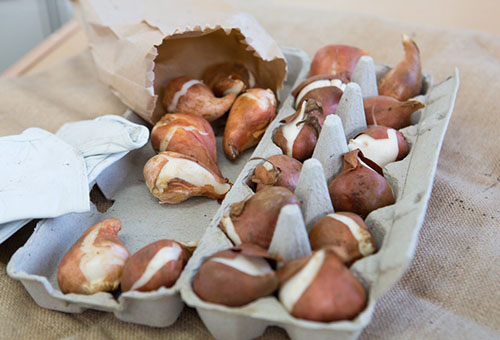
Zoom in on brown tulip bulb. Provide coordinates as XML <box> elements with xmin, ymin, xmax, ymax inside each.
<box><xmin>348</xmin><ymin>126</ymin><xmax>408</xmax><ymax>168</ymax></box>
<box><xmin>378</xmin><ymin>34</ymin><xmax>422</xmax><ymax>101</ymax></box>
<box><xmin>309</xmin><ymin>45</ymin><xmax>370</xmax><ymax>80</ymax></box>
<box><xmin>219</xmin><ymin>186</ymin><xmax>300</xmax><ymax>250</ymax></box>
<box><xmin>309</xmin><ymin>212</ymin><xmax>376</xmax><ymax>265</ymax></box>
<box><xmin>223</xmin><ymin>88</ymin><xmax>277</xmax><ymax>160</ymax></box>
<box><xmin>193</xmin><ymin>244</ymin><xmax>279</xmax><ymax>307</ymax></box>
<box><xmin>151</xmin><ymin>113</ymin><xmax>221</xmax><ymax>176</ymax></box>
<box><xmin>121</xmin><ymin>240</ymin><xmax>193</xmax><ymax>292</ymax></box>
<box><xmin>364</xmin><ymin>95</ymin><xmax>425</xmax><ymax>130</ymax></box>
<box><xmin>163</xmin><ymin>76</ymin><xmax>237</xmax><ymax>121</ymax></box>
<box><xmin>202</xmin><ymin>62</ymin><xmax>256</xmax><ymax>96</ymax></box>
<box><xmin>278</xmin><ymin>249</ymin><xmax>367</xmax><ymax>322</ymax></box>
<box><xmin>57</xmin><ymin>219</ymin><xmax>130</xmax><ymax>295</ymax></box>
<box><xmin>144</xmin><ymin>151</ymin><xmax>231</xmax><ymax>204</ymax></box>
<box><xmin>292</xmin><ymin>74</ymin><xmax>346</xmax><ymax>115</ymax></box>
<box><xmin>328</xmin><ymin>149</ymin><xmax>395</xmax><ymax>218</ymax></box>
<box><xmin>251</xmin><ymin>155</ymin><xmax>303</xmax><ymax>193</ymax></box>
<box><xmin>273</xmin><ymin>99</ymin><xmax>326</xmax><ymax>162</ymax></box>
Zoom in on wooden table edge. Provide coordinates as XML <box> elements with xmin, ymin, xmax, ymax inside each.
<box><xmin>0</xmin><ymin>20</ymin><xmax>80</xmax><ymax>79</ymax></box>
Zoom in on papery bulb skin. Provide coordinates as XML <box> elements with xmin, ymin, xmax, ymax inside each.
<box><xmin>328</xmin><ymin>150</ymin><xmax>395</xmax><ymax>218</ymax></box>
<box><xmin>223</xmin><ymin>88</ymin><xmax>277</xmax><ymax>161</ymax></box>
<box><xmin>144</xmin><ymin>151</ymin><xmax>231</xmax><ymax>204</ymax></box>
<box><xmin>309</xmin><ymin>45</ymin><xmax>370</xmax><ymax>80</ymax></box>
<box><xmin>363</xmin><ymin>95</ymin><xmax>425</xmax><ymax>130</ymax></box>
<box><xmin>378</xmin><ymin>34</ymin><xmax>422</xmax><ymax>101</ymax></box>
<box><xmin>219</xmin><ymin>187</ymin><xmax>300</xmax><ymax>250</ymax></box>
<box><xmin>193</xmin><ymin>244</ymin><xmax>279</xmax><ymax>307</ymax></box>
<box><xmin>151</xmin><ymin>113</ymin><xmax>221</xmax><ymax>176</ymax></box>
<box><xmin>251</xmin><ymin>155</ymin><xmax>303</xmax><ymax>193</ymax></box>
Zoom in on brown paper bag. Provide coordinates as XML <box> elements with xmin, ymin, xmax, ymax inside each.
<box><xmin>73</xmin><ymin>0</ymin><xmax>287</xmax><ymax>124</ymax></box>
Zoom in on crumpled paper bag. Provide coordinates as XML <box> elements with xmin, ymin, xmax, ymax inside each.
<box><xmin>0</xmin><ymin>114</ymin><xmax>149</xmax><ymax>243</ymax></box>
<box><xmin>73</xmin><ymin>0</ymin><xmax>287</xmax><ymax>124</ymax></box>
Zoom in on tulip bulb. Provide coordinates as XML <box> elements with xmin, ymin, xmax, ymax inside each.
<box><xmin>292</xmin><ymin>74</ymin><xmax>346</xmax><ymax>115</ymax></box>
<box><xmin>151</xmin><ymin>113</ymin><xmax>221</xmax><ymax>176</ymax></box>
<box><xmin>193</xmin><ymin>244</ymin><xmax>279</xmax><ymax>307</ymax></box>
<box><xmin>364</xmin><ymin>95</ymin><xmax>425</xmax><ymax>129</ymax></box>
<box><xmin>273</xmin><ymin>99</ymin><xmax>325</xmax><ymax>162</ymax></box>
<box><xmin>328</xmin><ymin>149</ymin><xmax>395</xmax><ymax>218</ymax></box>
<box><xmin>309</xmin><ymin>44</ymin><xmax>370</xmax><ymax>80</ymax></box>
<box><xmin>220</xmin><ymin>186</ymin><xmax>300</xmax><ymax>250</ymax></box>
<box><xmin>251</xmin><ymin>155</ymin><xmax>303</xmax><ymax>193</ymax></box>
<box><xmin>120</xmin><ymin>239</ymin><xmax>192</xmax><ymax>292</ymax></box>
<box><xmin>378</xmin><ymin>34</ymin><xmax>422</xmax><ymax>101</ymax></box>
<box><xmin>163</xmin><ymin>76</ymin><xmax>236</xmax><ymax>121</ymax></box>
<box><xmin>348</xmin><ymin>126</ymin><xmax>408</xmax><ymax>168</ymax></box>
<box><xmin>309</xmin><ymin>212</ymin><xmax>376</xmax><ymax>265</ymax></box>
<box><xmin>223</xmin><ymin>88</ymin><xmax>277</xmax><ymax>160</ymax></box>
<box><xmin>278</xmin><ymin>249</ymin><xmax>367</xmax><ymax>322</ymax></box>
<box><xmin>202</xmin><ymin>62</ymin><xmax>256</xmax><ymax>96</ymax></box>
<box><xmin>57</xmin><ymin>218</ymin><xmax>130</xmax><ymax>295</ymax></box>
<box><xmin>144</xmin><ymin>151</ymin><xmax>231</xmax><ymax>204</ymax></box>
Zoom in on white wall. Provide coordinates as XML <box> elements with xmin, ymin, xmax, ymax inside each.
<box><xmin>0</xmin><ymin>0</ymin><xmax>73</xmax><ymax>72</ymax></box>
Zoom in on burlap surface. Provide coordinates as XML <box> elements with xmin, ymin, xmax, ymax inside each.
<box><xmin>1</xmin><ymin>1</ymin><xmax>499</xmax><ymax>339</ymax></box>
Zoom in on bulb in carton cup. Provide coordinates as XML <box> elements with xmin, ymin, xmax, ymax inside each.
<box><xmin>251</xmin><ymin>155</ymin><xmax>303</xmax><ymax>193</ymax></box>
<box><xmin>273</xmin><ymin>99</ymin><xmax>327</xmax><ymax>162</ymax></box>
<box><xmin>57</xmin><ymin>219</ymin><xmax>130</xmax><ymax>295</ymax></box>
<box><xmin>348</xmin><ymin>126</ymin><xmax>408</xmax><ymax>168</ymax></box>
<box><xmin>378</xmin><ymin>34</ymin><xmax>422</xmax><ymax>101</ymax></box>
<box><xmin>220</xmin><ymin>187</ymin><xmax>300</xmax><ymax>250</ymax></box>
<box><xmin>309</xmin><ymin>45</ymin><xmax>370</xmax><ymax>80</ymax></box>
<box><xmin>328</xmin><ymin>149</ymin><xmax>395</xmax><ymax>218</ymax></box>
<box><xmin>121</xmin><ymin>240</ymin><xmax>194</xmax><ymax>292</ymax></box>
<box><xmin>292</xmin><ymin>74</ymin><xmax>345</xmax><ymax>115</ymax></box>
<box><xmin>363</xmin><ymin>96</ymin><xmax>425</xmax><ymax>130</ymax></box>
<box><xmin>309</xmin><ymin>212</ymin><xmax>376</xmax><ymax>265</ymax></box>
<box><xmin>278</xmin><ymin>249</ymin><xmax>367</xmax><ymax>322</ymax></box>
<box><xmin>193</xmin><ymin>244</ymin><xmax>279</xmax><ymax>307</ymax></box>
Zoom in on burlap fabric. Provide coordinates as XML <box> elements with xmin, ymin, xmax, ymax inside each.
<box><xmin>1</xmin><ymin>2</ymin><xmax>499</xmax><ymax>339</ymax></box>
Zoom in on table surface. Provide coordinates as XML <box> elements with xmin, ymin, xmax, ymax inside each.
<box><xmin>1</xmin><ymin>0</ymin><xmax>499</xmax><ymax>79</ymax></box>
<box><xmin>1</xmin><ymin>3</ymin><xmax>499</xmax><ymax>340</ymax></box>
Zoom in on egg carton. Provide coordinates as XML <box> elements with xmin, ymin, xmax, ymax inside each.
<box><xmin>179</xmin><ymin>60</ymin><xmax>459</xmax><ymax>340</ymax></box>
<box><xmin>6</xmin><ymin>46</ymin><xmax>310</xmax><ymax>327</ymax></box>
<box><xmin>7</xmin><ymin>45</ymin><xmax>459</xmax><ymax>336</ymax></box>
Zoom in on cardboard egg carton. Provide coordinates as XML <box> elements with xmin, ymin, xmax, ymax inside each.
<box><xmin>6</xmin><ymin>45</ymin><xmax>459</xmax><ymax>339</ymax></box>
<box><xmin>179</xmin><ymin>60</ymin><xmax>459</xmax><ymax>339</ymax></box>
<box><xmin>6</xmin><ymin>46</ymin><xmax>309</xmax><ymax>328</ymax></box>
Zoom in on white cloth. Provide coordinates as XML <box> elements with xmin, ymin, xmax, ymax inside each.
<box><xmin>56</xmin><ymin>115</ymin><xmax>149</xmax><ymax>185</ymax></box>
<box><xmin>0</xmin><ymin>128</ymin><xmax>89</xmax><ymax>224</ymax></box>
<box><xmin>0</xmin><ymin>114</ymin><xmax>149</xmax><ymax>243</ymax></box>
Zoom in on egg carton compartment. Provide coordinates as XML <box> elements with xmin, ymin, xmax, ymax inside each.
<box><xmin>6</xmin><ymin>46</ymin><xmax>310</xmax><ymax>328</ymax></box>
<box><xmin>180</xmin><ymin>57</ymin><xmax>459</xmax><ymax>339</ymax></box>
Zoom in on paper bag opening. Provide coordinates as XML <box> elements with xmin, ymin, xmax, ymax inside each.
<box><xmin>74</xmin><ymin>0</ymin><xmax>287</xmax><ymax>124</ymax></box>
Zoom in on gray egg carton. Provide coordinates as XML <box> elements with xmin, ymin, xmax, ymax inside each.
<box><xmin>179</xmin><ymin>60</ymin><xmax>459</xmax><ymax>340</ymax></box>
<box><xmin>6</xmin><ymin>46</ymin><xmax>309</xmax><ymax>328</ymax></box>
<box><xmin>6</xmin><ymin>45</ymin><xmax>459</xmax><ymax>339</ymax></box>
